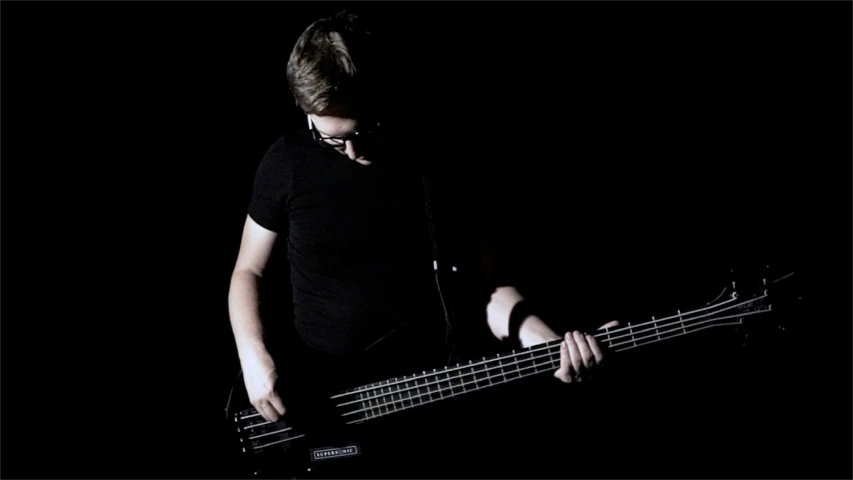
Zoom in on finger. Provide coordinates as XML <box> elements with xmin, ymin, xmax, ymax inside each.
<box><xmin>587</xmin><ymin>333</ymin><xmax>606</xmax><ymax>364</ymax></box>
<box><xmin>267</xmin><ymin>402</ymin><xmax>283</xmax><ymax>422</ymax></box>
<box><xmin>565</xmin><ymin>332</ymin><xmax>585</xmax><ymax>380</ymax></box>
<box><xmin>554</xmin><ymin>340</ymin><xmax>569</xmax><ymax>382</ymax></box>
<box><xmin>553</xmin><ymin>340</ymin><xmax>573</xmax><ymax>383</ymax></box>
<box><xmin>599</xmin><ymin>320</ymin><xmax>620</xmax><ymax>330</ymax></box>
<box><xmin>255</xmin><ymin>401</ymin><xmax>275</xmax><ymax>423</ymax></box>
<box><xmin>574</xmin><ymin>330</ymin><xmax>596</xmax><ymax>370</ymax></box>
<box><xmin>269</xmin><ymin>393</ymin><xmax>287</xmax><ymax>417</ymax></box>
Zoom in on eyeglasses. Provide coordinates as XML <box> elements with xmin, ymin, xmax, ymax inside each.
<box><xmin>308</xmin><ymin>115</ymin><xmax>381</xmax><ymax>151</ymax></box>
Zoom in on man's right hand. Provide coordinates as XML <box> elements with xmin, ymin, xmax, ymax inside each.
<box><xmin>241</xmin><ymin>348</ymin><xmax>287</xmax><ymax>422</ymax></box>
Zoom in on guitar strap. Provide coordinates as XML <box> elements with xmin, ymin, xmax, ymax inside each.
<box><xmin>422</xmin><ymin>174</ymin><xmax>459</xmax><ymax>365</ymax></box>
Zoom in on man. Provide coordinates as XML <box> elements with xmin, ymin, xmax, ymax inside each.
<box><xmin>227</xmin><ymin>10</ymin><xmax>617</xmax><ymax>427</ymax></box>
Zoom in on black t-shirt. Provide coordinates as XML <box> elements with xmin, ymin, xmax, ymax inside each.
<box><xmin>248</xmin><ymin>131</ymin><xmax>447</xmax><ymax>357</ymax></box>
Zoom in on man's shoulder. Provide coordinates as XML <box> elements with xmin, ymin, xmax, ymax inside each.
<box><xmin>255</xmin><ymin>130</ymin><xmax>326</xmax><ymax>185</ymax></box>
<box><xmin>251</xmin><ymin>130</ymin><xmax>317</xmax><ymax>196</ymax></box>
<box><xmin>262</xmin><ymin>130</ymin><xmax>315</xmax><ymax>162</ymax></box>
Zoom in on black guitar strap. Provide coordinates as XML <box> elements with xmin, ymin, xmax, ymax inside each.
<box><xmin>422</xmin><ymin>174</ymin><xmax>459</xmax><ymax>365</ymax></box>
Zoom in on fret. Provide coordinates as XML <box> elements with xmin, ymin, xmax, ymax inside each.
<box><xmin>653</xmin><ymin>316</ymin><xmax>661</xmax><ymax>340</ymax></box>
<box><xmin>416</xmin><ymin>372</ymin><xmax>427</xmax><ymax>406</ymax></box>
<box><xmin>426</xmin><ymin>370</ymin><xmax>444</xmax><ymax>402</ymax></box>
<box><xmin>423</xmin><ymin>371</ymin><xmax>437</xmax><ymax>404</ymax></box>
<box><xmin>377</xmin><ymin>384</ymin><xmax>385</xmax><ymax>415</ymax></box>
<box><xmin>433</xmin><ymin>369</ymin><xmax>445</xmax><ymax>400</ymax></box>
<box><xmin>374</xmin><ymin>383</ymin><xmax>383</xmax><ymax>417</ymax></box>
<box><xmin>498</xmin><ymin>355</ymin><xmax>507</xmax><ymax>382</ymax></box>
<box><xmin>425</xmin><ymin>370</ymin><xmax>440</xmax><ymax>401</ymax></box>
<box><xmin>483</xmin><ymin>357</ymin><xmax>495</xmax><ymax>387</ymax></box>
<box><xmin>628</xmin><ymin>322</ymin><xmax>637</xmax><ymax>347</ymax></box>
<box><xmin>454</xmin><ymin>364</ymin><xmax>466</xmax><ymax>393</ymax></box>
<box><xmin>446</xmin><ymin>368</ymin><xmax>458</xmax><ymax>397</ymax></box>
<box><xmin>387</xmin><ymin>379</ymin><xmax>398</xmax><ymax>413</ymax></box>
<box><xmin>462</xmin><ymin>361</ymin><xmax>471</xmax><ymax>391</ymax></box>
<box><xmin>678</xmin><ymin>310</ymin><xmax>687</xmax><ymax>333</ymax></box>
<box><xmin>407</xmin><ymin>376</ymin><xmax>418</xmax><ymax>407</ymax></box>
<box><xmin>502</xmin><ymin>350</ymin><xmax>521</xmax><ymax>380</ymax></box>
<box><xmin>380</xmin><ymin>381</ymin><xmax>391</xmax><ymax>415</ymax></box>
<box><xmin>512</xmin><ymin>350</ymin><xmax>521</xmax><ymax>380</ymax></box>
<box><xmin>404</xmin><ymin>375</ymin><xmax>415</xmax><ymax>409</ymax></box>
<box><xmin>366</xmin><ymin>384</ymin><xmax>377</xmax><ymax>419</ymax></box>
<box><xmin>470</xmin><ymin>361</ymin><xmax>480</xmax><ymax>388</ymax></box>
<box><xmin>425</xmin><ymin>372</ymin><xmax>436</xmax><ymax>404</ymax></box>
<box><xmin>514</xmin><ymin>351</ymin><xmax>525</xmax><ymax>374</ymax></box>
<box><xmin>420</xmin><ymin>371</ymin><xmax>430</xmax><ymax>400</ymax></box>
<box><xmin>394</xmin><ymin>378</ymin><xmax>405</xmax><ymax>410</ymax></box>
<box><xmin>468</xmin><ymin>360</ymin><xmax>480</xmax><ymax>391</ymax></box>
<box><xmin>447</xmin><ymin>373</ymin><xmax>465</xmax><ymax>396</ymax></box>
<box><xmin>472</xmin><ymin>357</ymin><xmax>492</xmax><ymax>388</ymax></box>
<box><xmin>548</xmin><ymin>347</ymin><xmax>558</xmax><ymax>370</ymax></box>
<box><xmin>358</xmin><ymin>390</ymin><xmax>369</xmax><ymax>421</ymax></box>
<box><xmin>603</xmin><ymin>327</ymin><xmax>613</xmax><ymax>349</ymax></box>
<box><xmin>396</xmin><ymin>378</ymin><xmax>404</xmax><ymax>407</ymax></box>
<box><xmin>531</xmin><ymin>349</ymin><xmax>542</xmax><ymax>374</ymax></box>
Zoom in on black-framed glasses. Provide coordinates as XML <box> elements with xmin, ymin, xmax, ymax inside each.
<box><xmin>308</xmin><ymin>115</ymin><xmax>382</xmax><ymax>150</ymax></box>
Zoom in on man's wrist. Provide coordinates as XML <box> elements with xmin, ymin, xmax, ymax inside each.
<box><xmin>236</xmin><ymin>337</ymin><xmax>269</xmax><ymax>363</ymax></box>
<box><xmin>518</xmin><ymin>315</ymin><xmax>562</xmax><ymax>348</ymax></box>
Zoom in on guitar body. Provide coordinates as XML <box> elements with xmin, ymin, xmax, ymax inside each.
<box><xmin>226</xmin><ymin>383</ymin><xmax>379</xmax><ymax>479</ymax></box>
<box><xmin>225</xmin><ymin>320</ymin><xmax>454</xmax><ymax>478</ymax></box>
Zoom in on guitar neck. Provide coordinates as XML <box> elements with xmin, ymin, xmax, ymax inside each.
<box><xmin>331</xmin><ymin>290</ymin><xmax>771</xmax><ymax>424</ymax></box>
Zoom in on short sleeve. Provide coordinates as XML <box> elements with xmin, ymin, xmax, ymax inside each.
<box><xmin>247</xmin><ymin>137</ymin><xmax>290</xmax><ymax>234</ymax></box>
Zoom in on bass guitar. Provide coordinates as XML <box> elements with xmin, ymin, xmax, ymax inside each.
<box><xmin>223</xmin><ymin>266</ymin><xmax>801</xmax><ymax>478</ymax></box>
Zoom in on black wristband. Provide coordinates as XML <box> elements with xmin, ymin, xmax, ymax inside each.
<box><xmin>507</xmin><ymin>299</ymin><xmax>536</xmax><ymax>348</ymax></box>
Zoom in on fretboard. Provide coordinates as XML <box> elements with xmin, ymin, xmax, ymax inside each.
<box><xmin>332</xmin><ymin>291</ymin><xmax>770</xmax><ymax>423</ymax></box>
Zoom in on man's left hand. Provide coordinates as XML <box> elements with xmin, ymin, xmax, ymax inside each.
<box><xmin>554</xmin><ymin>320</ymin><xmax>620</xmax><ymax>383</ymax></box>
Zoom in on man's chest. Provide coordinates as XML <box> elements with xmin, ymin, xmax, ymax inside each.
<box><xmin>286</xmin><ymin>174</ymin><xmax>431</xmax><ymax>265</ymax></box>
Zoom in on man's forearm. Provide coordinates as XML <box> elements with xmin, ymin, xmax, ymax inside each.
<box><xmin>486</xmin><ymin>286</ymin><xmax>562</xmax><ymax>347</ymax></box>
<box><xmin>228</xmin><ymin>269</ymin><xmax>269</xmax><ymax>360</ymax></box>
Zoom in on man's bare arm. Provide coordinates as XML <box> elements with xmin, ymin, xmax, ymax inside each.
<box><xmin>228</xmin><ymin>215</ymin><xmax>286</xmax><ymax>421</ymax></box>
<box><xmin>228</xmin><ymin>215</ymin><xmax>278</xmax><ymax>358</ymax></box>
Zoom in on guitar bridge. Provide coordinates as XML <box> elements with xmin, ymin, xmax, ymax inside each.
<box><xmin>234</xmin><ymin>408</ymin><xmax>305</xmax><ymax>455</ymax></box>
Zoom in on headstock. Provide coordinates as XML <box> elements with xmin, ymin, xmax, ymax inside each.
<box><xmin>723</xmin><ymin>264</ymin><xmax>804</xmax><ymax>347</ymax></box>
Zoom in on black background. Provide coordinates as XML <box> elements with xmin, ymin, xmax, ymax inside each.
<box><xmin>1</xmin><ymin>1</ymin><xmax>850</xmax><ymax>479</ymax></box>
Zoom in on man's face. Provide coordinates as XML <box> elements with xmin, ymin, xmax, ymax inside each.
<box><xmin>308</xmin><ymin>113</ymin><xmax>384</xmax><ymax>166</ymax></box>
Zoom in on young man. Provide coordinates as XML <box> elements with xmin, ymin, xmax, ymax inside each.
<box><xmin>227</xmin><ymin>10</ymin><xmax>617</xmax><ymax>426</ymax></box>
